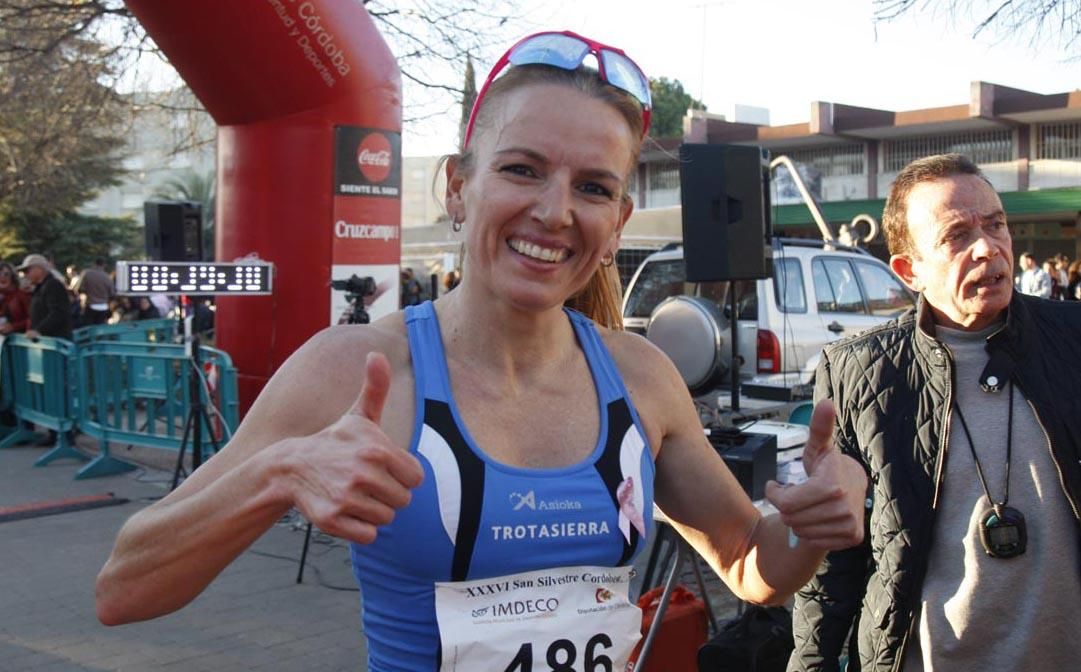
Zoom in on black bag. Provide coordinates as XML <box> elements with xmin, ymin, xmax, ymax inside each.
<box><xmin>697</xmin><ymin>605</ymin><xmax>793</xmax><ymax>672</ymax></box>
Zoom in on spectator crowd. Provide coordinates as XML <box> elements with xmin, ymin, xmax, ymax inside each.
<box><xmin>0</xmin><ymin>252</ymin><xmax>215</xmax><ymax>340</ymax></box>
<box><xmin>1017</xmin><ymin>251</ymin><xmax>1081</xmax><ymax>300</ymax></box>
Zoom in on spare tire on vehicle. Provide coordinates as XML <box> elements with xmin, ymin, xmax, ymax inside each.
<box><xmin>646</xmin><ymin>295</ymin><xmax>732</xmax><ymax>394</ymax></box>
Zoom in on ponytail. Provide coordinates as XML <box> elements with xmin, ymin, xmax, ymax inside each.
<box><xmin>565</xmin><ymin>263</ymin><xmax>624</xmax><ymax>330</ymax></box>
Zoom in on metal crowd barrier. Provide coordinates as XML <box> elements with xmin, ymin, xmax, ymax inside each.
<box><xmin>0</xmin><ymin>334</ymin><xmax>84</xmax><ymax>467</ymax></box>
<box><xmin>0</xmin><ymin>319</ymin><xmax>238</xmax><ymax>480</ymax></box>
<box><xmin>76</xmin><ymin>340</ymin><xmax>239</xmax><ymax>479</ymax></box>
<box><xmin>72</xmin><ymin>318</ymin><xmax>177</xmax><ymax>347</ymax></box>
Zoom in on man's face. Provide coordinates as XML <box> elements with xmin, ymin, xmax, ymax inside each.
<box><xmin>24</xmin><ymin>265</ymin><xmax>46</xmax><ymax>285</ymax></box>
<box><xmin>1021</xmin><ymin>255</ymin><xmax>1035</xmax><ymax>271</ymax></box>
<box><xmin>890</xmin><ymin>174</ymin><xmax>1013</xmax><ymax>331</ymax></box>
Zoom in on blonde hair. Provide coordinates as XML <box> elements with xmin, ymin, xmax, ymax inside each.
<box><xmin>565</xmin><ymin>263</ymin><xmax>624</xmax><ymax>329</ymax></box>
<box><xmin>452</xmin><ymin>63</ymin><xmax>644</xmax><ymax>329</ymax></box>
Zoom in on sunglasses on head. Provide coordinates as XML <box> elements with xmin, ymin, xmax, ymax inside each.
<box><xmin>463</xmin><ymin>30</ymin><xmax>652</xmax><ymax>148</ymax></box>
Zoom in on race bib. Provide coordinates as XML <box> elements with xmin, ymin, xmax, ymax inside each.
<box><xmin>435</xmin><ymin>565</ymin><xmax>642</xmax><ymax>672</ymax></box>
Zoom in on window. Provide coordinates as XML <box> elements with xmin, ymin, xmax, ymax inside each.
<box><xmin>812</xmin><ymin>261</ymin><xmax>835</xmax><ymax>312</ymax></box>
<box><xmin>813</xmin><ymin>258</ymin><xmax>865</xmax><ymax>313</ymax></box>
<box><xmin>882</xmin><ymin>130</ymin><xmax>1013</xmax><ymax>172</ymax></box>
<box><xmin>615</xmin><ymin>247</ymin><xmax>659</xmax><ymax>290</ymax></box>
<box><xmin>647</xmin><ymin>160</ymin><xmax>680</xmax><ymax>192</ymax></box>
<box><xmin>777</xmin><ymin>144</ymin><xmax>865</xmax><ymax>178</ymax></box>
<box><xmin>698</xmin><ymin>280</ymin><xmax>758</xmax><ymax>320</ymax></box>
<box><xmin>854</xmin><ymin>260</ymin><xmax>914</xmax><ymax>317</ymax></box>
<box><xmin>1035</xmin><ymin>122</ymin><xmax>1081</xmax><ymax>160</ymax></box>
<box><xmin>623</xmin><ymin>259</ymin><xmax>692</xmax><ymax>319</ymax></box>
<box><xmin>772</xmin><ymin>258</ymin><xmax>807</xmax><ymax>313</ymax></box>
<box><xmin>624</xmin><ymin>257</ymin><xmax>758</xmax><ymax>321</ymax></box>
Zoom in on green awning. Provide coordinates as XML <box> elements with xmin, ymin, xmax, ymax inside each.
<box><xmin>772</xmin><ymin>187</ymin><xmax>1081</xmax><ymax>229</ymax></box>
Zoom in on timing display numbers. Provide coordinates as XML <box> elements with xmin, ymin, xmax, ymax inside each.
<box><xmin>116</xmin><ymin>261</ymin><xmax>274</xmax><ymax>295</ymax></box>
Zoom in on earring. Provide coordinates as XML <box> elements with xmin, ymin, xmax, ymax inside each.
<box><xmin>452</xmin><ymin>217</ymin><xmax>462</xmax><ymax>233</ymax></box>
<box><xmin>601</xmin><ymin>253</ymin><xmax>614</xmax><ymax>268</ymax></box>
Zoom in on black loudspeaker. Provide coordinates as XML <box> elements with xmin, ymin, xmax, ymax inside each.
<box><xmin>679</xmin><ymin>144</ymin><xmax>772</xmax><ymax>281</ymax></box>
<box><xmin>707</xmin><ymin>429</ymin><xmax>777</xmax><ymax>500</ymax></box>
<box><xmin>144</xmin><ymin>201</ymin><xmax>203</xmax><ymax>261</ymax></box>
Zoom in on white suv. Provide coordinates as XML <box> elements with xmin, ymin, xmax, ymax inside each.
<box><xmin>621</xmin><ymin>239</ymin><xmax>915</xmax><ymax>396</ymax></box>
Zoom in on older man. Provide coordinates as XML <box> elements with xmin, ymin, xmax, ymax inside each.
<box><xmin>17</xmin><ymin>253</ymin><xmax>73</xmax><ymax>340</ymax></box>
<box><xmin>789</xmin><ymin>154</ymin><xmax>1081</xmax><ymax>672</ymax></box>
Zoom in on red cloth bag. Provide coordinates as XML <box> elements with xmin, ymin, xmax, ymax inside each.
<box><xmin>626</xmin><ymin>585</ymin><xmax>708</xmax><ymax>671</ymax></box>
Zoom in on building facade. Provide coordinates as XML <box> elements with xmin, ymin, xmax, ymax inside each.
<box><xmin>625</xmin><ymin>81</ymin><xmax>1081</xmax><ymax>264</ymax></box>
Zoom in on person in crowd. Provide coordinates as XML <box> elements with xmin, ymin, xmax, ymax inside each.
<box><xmin>148</xmin><ymin>293</ymin><xmax>174</xmax><ymax>319</ymax></box>
<box><xmin>789</xmin><ymin>154</ymin><xmax>1081</xmax><ymax>672</ymax></box>
<box><xmin>112</xmin><ymin>297</ymin><xmax>138</xmax><ymax>323</ymax></box>
<box><xmin>442</xmin><ymin>269</ymin><xmax>461</xmax><ymax>293</ymax></box>
<box><xmin>135</xmin><ymin>297</ymin><xmax>161</xmax><ymax>320</ymax></box>
<box><xmin>399</xmin><ymin>267</ymin><xmax>426</xmax><ymax>307</ymax></box>
<box><xmin>73</xmin><ymin>258</ymin><xmax>116</xmax><ymax>325</ymax></box>
<box><xmin>1043</xmin><ymin>258</ymin><xmax>1062</xmax><ymax>300</ymax></box>
<box><xmin>39</xmin><ymin>252</ymin><xmax>81</xmax><ymax>325</ymax></box>
<box><xmin>190</xmin><ymin>297</ymin><xmax>215</xmax><ymax>339</ymax></box>
<box><xmin>96</xmin><ymin>30</ymin><xmax>867</xmax><ymax>671</ymax></box>
<box><xmin>18</xmin><ymin>253</ymin><xmax>73</xmax><ymax>340</ymax></box>
<box><xmin>0</xmin><ymin>261</ymin><xmax>31</xmax><ymax>336</ymax></box>
<box><xmin>1067</xmin><ymin>259</ymin><xmax>1081</xmax><ymax>301</ymax></box>
<box><xmin>16</xmin><ymin>253</ymin><xmax>76</xmax><ymax>445</ymax></box>
<box><xmin>1055</xmin><ymin>254</ymin><xmax>1070</xmax><ymax>293</ymax></box>
<box><xmin>1017</xmin><ymin>251</ymin><xmax>1051</xmax><ymax>298</ymax></box>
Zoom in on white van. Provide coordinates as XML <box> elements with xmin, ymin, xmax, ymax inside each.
<box><xmin>621</xmin><ymin>239</ymin><xmax>915</xmax><ymax>396</ymax></box>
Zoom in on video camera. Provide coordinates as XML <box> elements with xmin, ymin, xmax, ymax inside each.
<box><xmin>331</xmin><ymin>274</ymin><xmax>377</xmax><ymax>297</ymax></box>
<box><xmin>332</xmin><ymin>274</ymin><xmax>377</xmax><ymax>325</ymax></box>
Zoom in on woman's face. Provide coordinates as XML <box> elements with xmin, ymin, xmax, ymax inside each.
<box><xmin>0</xmin><ymin>267</ymin><xmax>13</xmax><ymax>288</ymax></box>
<box><xmin>447</xmin><ymin>83</ymin><xmax>636</xmax><ymax>313</ymax></box>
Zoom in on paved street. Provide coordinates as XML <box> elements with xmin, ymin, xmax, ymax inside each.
<box><xmin>0</xmin><ymin>439</ymin><xmax>366</xmax><ymax>671</ymax></box>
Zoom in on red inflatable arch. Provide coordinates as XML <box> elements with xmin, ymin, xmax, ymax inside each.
<box><xmin>126</xmin><ymin>0</ymin><xmax>403</xmax><ymax>414</ymax></box>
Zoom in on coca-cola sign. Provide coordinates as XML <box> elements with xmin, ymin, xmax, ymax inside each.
<box><xmin>356</xmin><ymin>133</ymin><xmax>392</xmax><ymax>182</ymax></box>
<box><xmin>335</xmin><ymin>126</ymin><xmax>400</xmax><ymax>198</ymax></box>
<box><xmin>358</xmin><ymin>148</ymin><xmax>391</xmax><ymax>167</ymax></box>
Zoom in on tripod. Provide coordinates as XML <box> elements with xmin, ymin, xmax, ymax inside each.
<box><xmin>297</xmin><ymin>292</ymin><xmax>370</xmax><ymax>583</ymax></box>
<box><xmin>171</xmin><ymin>325</ymin><xmax>222</xmax><ymax>490</ymax></box>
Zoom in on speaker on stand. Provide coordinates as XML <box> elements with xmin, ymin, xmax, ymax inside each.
<box><xmin>678</xmin><ymin>144</ymin><xmax>772</xmax><ymax>414</ymax></box>
<box><xmin>144</xmin><ymin>200</ymin><xmax>204</xmax><ymax>262</ymax></box>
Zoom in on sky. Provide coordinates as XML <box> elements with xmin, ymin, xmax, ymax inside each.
<box><xmin>401</xmin><ymin>0</ymin><xmax>1081</xmax><ymax>156</ymax></box>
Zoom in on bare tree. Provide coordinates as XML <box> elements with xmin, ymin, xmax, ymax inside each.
<box><xmin>0</xmin><ymin>0</ymin><xmax>524</xmax><ymax>142</ymax></box>
<box><xmin>875</xmin><ymin>0</ymin><xmax>1081</xmax><ymax>56</ymax></box>
<box><xmin>0</xmin><ymin>1</ymin><xmax>128</xmax><ymax>214</ymax></box>
<box><xmin>367</xmin><ymin>0</ymin><xmax>521</xmax><ymax>125</ymax></box>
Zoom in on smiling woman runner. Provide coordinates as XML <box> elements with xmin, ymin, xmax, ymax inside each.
<box><xmin>95</xmin><ymin>30</ymin><xmax>867</xmax><ymax>672</ymax></box>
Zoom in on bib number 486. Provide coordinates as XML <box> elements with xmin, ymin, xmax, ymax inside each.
<box><xmin>504</xmin><ymin>633</ymin><xmax>613</xmax><ymax>672</ymax></box>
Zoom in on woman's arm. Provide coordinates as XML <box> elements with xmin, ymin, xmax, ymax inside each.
<box><xmin>613</xmin><ymin>335</ymin><xmax>866</xmax><ymax>605</ymax></box>
<box><xmin>95</xmin><ymin>326</ymin><xmax>424</xmax><ymax>625</ymax></box>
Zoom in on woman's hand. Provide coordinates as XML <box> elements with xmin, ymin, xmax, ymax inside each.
<box><xmin>279</xmin><ymin>352</ymin><xmax>424</xmax><ymax>543</ymax></box>
<box><xmin>764</xmin><ymin>400</ymin><xmax>866</xmax><ymax>551</ymax></box>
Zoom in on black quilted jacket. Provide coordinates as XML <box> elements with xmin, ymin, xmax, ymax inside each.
<box><xmin>787</xmin><ymin>292</ymin><xmax>1081</xmax><ymax>672</ymax></box>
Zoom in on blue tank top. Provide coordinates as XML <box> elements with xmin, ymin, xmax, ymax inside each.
<box><xmin>350</xmin><ymin>302</ymin><xmax>655</xmax><ymax>671</ymax></box>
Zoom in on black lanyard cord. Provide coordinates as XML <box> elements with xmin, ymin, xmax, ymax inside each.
<box><xmin>952</xmin><ymin>380</ymin><xmax>1013</xmax><ymax>509</ymax></box>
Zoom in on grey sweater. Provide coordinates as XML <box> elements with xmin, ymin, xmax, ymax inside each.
<box><xmin>903</xmin><ymin>323</ymin><xmax>1081</xmax><ymax>671</ymax></box>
